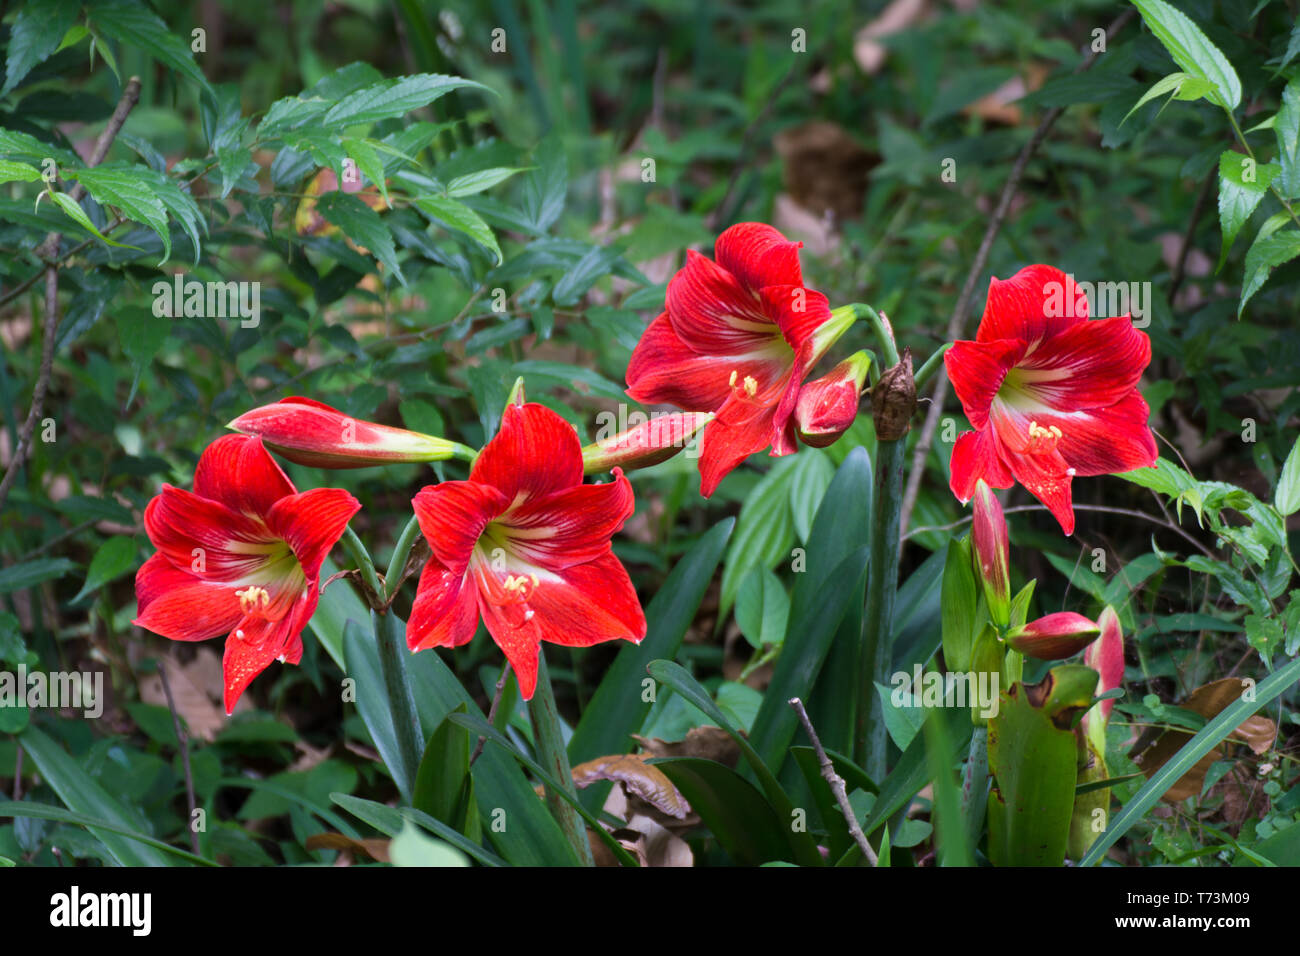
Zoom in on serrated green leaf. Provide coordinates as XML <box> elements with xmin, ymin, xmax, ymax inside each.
<box><xmin>1132</xmin><ymin>0</ymin><xmax>1241</xmax><ymax>111</ymax></box>
<box><xmin>322</xmin><ymin>73</ymin><xmax>490</xmax><ymax>129</ymax></box>
<box><xmin>0</xmin><ymin>160</ymin><xmax>42</xmax><ymax>185</ymax></box>
<box><xmin>446</xmin><ymin>166</ymin><xmax>530</xmax><ymax>198</ymax></box>
<box><xmin>1276</xmin><ymin>80</ymin><xmax>1300</xmax><ymax>200</ymax></box>
<box><xmin>2</xmin><ymin>0</ymin><xmax>82</xmax><ymax>96</ymax></box>
<box><xmin>1240</xmin><ymin>227</ymin><xmax>1300</xmax><ymax>317</ymax></box>
<box><xmin>414</xmin><ymin>194</ymin><xmax>502</xmax><ymax>264</ymax></box>
<box><xmin>1276</xmin><ymin>434</ymin><xmax>1300</xmax><ymax>516</ymax></box>
<box><xmin>89</xmin><ymin>0</ymin><xmax>213</xmax><ymax>96</ymax></box>
<box><xmin>342</xmin><ymin>137</ymin><xmax>389</xmax><ymax>206</ymax></box>
<box><xmin>65</xmin><ymin>165</ymin><xmax>172</xmax><ymax>262</ymax></box>
<box><xmin>1218</xmin><ymin>150</ymin><xmax>1281</xmax><ymax>269</ymax></box>
<box><xmin>48</xmin><ymin>191</ymin><xmax>140</xmax><ymax>250</ymax></box>
<box><xmin>317</xmin><ymin>191</ymin><xmax>404</xmax><ymax>286</ymax></box>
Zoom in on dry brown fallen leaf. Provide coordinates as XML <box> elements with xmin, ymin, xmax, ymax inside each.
<box><xmin>1131</xmin><ymin>677</ymin><xmax>1278</xmax><ymax>802</ymax></box>
<box><xmin>137</xmin><ymin>647</ymin><xmax>227</xmax><ymax>742</ymax></box>
<box><xmin>305</xmin><ymin>832</ymin><xmax>391</xmax><ymax>863</ymax></box>
<box><xmin>570</xmin><ymin>753</ymin><xmax>689</xmax><ymax>819</ymax></box>
<box><xmin>633</xmin><ymin>725</ymin><xmax>740</xmax><ymax>768</ymax></box>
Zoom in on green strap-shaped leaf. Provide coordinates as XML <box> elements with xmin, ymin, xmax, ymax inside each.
<box><xmin>653</xmin><ymin>757</ymin><xmax>795</xmax><ymax>866</ymax></box>
<box><xmin>17</xmin><ymin>727</ymin><xmax>178</xmax><ymax>866</ymax></box>
<box><xmin>645</xmin><ymin>659</ymin><xmax>823</xmax><ymax>866</ymax></box>
<box><xmin>0</xmin><ymin>799</ymin><xmax>216</xmax><ymax>866</ymax></box>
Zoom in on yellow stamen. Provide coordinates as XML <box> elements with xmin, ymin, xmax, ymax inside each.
<box><xmin>728</xmin><ymin>369</ymin><xmax>738</xmax><ymax>387</ymax></box>
<box><xmin>743</xmin><ymin>375</ymin><xmax>758</xmax><ymax>397</ymax></box>
<box><xmin>235</xmin><ymin>586</ymin><xmax>271</xmax><ymax>613</ymax></box>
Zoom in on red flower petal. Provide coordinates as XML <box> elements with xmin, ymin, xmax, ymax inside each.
<box><xmin>133</xmin><ymin>553</ymin><xmax>244</xmax><ymax>642</ymax></box>
<box><xmin>413</xmin><ymin>481</ymin><xmax>509</xmax><ymax>574</ymax></box>
<box><xmin>266</xmin><ymin>487</ymin><xmax>361</xmax><ymax>581</ymax></box>
<box><xmin>626</xmin><ymin>313</ymin><xmax>781</xmax><ymax>412</ymax></box>
<box><xmin>525</xmin><ymin>551</ymin><xmax>646</xmax><ymax>646</ymax></box>
<box><xmin>1012</xmin><ymin>317</ymin><xmax>1151</xmax><ymax>412</ymax></box>
<box><xmin>1005</xmin><ymin>447</ymin><xmax>1075</xmax><ymax>535</ymax></box>
<box><xmin>948</xmin><ymin>428</ymin><xmax>1013</xmax><ymax>503</ymax></box>
<box><xmin>500</xmin><ymin>469</ymin><xmax>635</xmax><ymax>570</ymax></box>
<box><xmin>1033</xmin><ymin>391</ymin><xmax>1158</xmax><ymax>478</ymax></box>
<box><xmin>143</xmin><ymin>486</ymin><xmax>280</xmax><ymax>582</ymax></box>
<box><xmin>945</xmin><ymin>338</ymin><xmax>1025</xmax><ymax>430</ymax></box>
<box><xmin>469</xmin><ymin>403</ymin><xmax>583</xmax><ymax>502</ymax></box>
<box><xmin>697</xmin><ymin>397</ymin><xmax>778</xmax><ymax>497</ymax></box>
<box><xmin>475</xmin><ymin>550</ymin><xmax>645</xmax><ymax>700</ymax></box>
<box><xmin>976</xmin><ymin>264</ymin><xmax>1087</xmax><ymax>347</ymax></box>
<box><xmin>193</xmin><ymin>434</ymin><xmax>296</xmax><ymax>516</ymax></box>
<box><xmin>758</xmin><ymin>285</ymin><xmax>831</xmax><ymax>360</ymax></box>
<box><xmin>665</xmin><ymin>250</ymin><xmax>784</xmax><ymax>356</ymax></box>
<box><xmin>407</xmin><ymin>559</ymin><xmax>480</xmax><ymax>652</ymax></box>
<box><xmin>221</xmin><ymin>594</ymin><xmax>315</xmax><ymax>714</ymax></box>
<box><xmin>714</xmin><ymin>222</ymin><xmax>804</xmax><ymax>292</ymax></box>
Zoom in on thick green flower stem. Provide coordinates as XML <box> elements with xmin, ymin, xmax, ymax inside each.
<box><xmin>856</xmin><ymin>435</ymin><xmax>905</xmax><ymax>775</ymax></box>
<box><xmin>528</xmin><ymin>651</ymin><xmax>594</xmax><ymax>866</ymax></box>
<box><xmin>341</xmin><ymin>526</ymin><xmax>424</xmax><ymax>805</ymax></box>
<box><xmin>913</xmin><ymin>343</ymin><xmax>951</xmax><ymax>391</ymax></box>
<box><xmin>961</xmin><ymin>725</ymin><xmax>990</xmax><ymax>850</ymax></box>
<box><xmin>384</xmin><ymin>514</ymin><xmax>423</xmax><ymax>603</ymax></box>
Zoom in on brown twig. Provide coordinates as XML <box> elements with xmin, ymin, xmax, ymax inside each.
<box><xmin>897</xmin><ymin>10</ymin><xmax>1136</xmax><ymax>538</ymax></box>
<box><xmin>0</xmin><ymin>77</ymin><xmax>142</xmax><ymax>511</ymax></box>
<box><xmin>157</xmin><ymin>661</ymin><xmax>201</xmax><ymax>855</ymax></box>
<box><xmin>1168</xmin><ymin>165</ymin><xmax>1217</xmax><ymax>303</ymax></box>
<box><xmin>788</xmin><ymin>696</ymin><xmax>878</xmax><ymax>866</ymax></box>
<box><xmin>0</xmin><ymin>266</ymin><xmax>60</xmax><ymax>511</ymax></box>
<box><xmin>469</xmin><ymin>662</ymin><xmax>513</xmax><ymax>767</ymax></box>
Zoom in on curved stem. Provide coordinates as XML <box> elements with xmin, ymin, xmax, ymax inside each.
<box><xmin>383</xmin><ymin>515</ymin><xmax>423</xmax><ymax>602</ymax></box>
<box><xmin>913</xmin><ymin>343</ymin><xmax>952</xmax><ymax>392</ymax></box>
<box><xmin>840</xmin><ymin>303</ymin><xmax>900</xmax><ymax>367</ymax></box>
<box><xmin>528</xmin><ymin>650</ymin><xmax>594</xmax><ymax>866</ymax></box>
<box><xmin>341</xmin><ymin>526</ymin><xmax>383</xmax><ymax>595</ymax></box>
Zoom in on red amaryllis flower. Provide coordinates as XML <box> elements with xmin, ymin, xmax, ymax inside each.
<box><xmin>625</xmin><ymin>222</ymin><xmax>852</xmax><ymax>497</ymax></box>
<box><xmin>133</xmin><ymin>435</ymin><xmax>360</xmax><ymax>714</ymax></box>
<box><xmin>408</xmin><ymin>402</ymin><xmax>646</xmax><ymax>699</ymax></box>
<box><xmin>944</xmin><ymin>265</ymin><xmax>1157</xmax><ymax>535</ymax></box>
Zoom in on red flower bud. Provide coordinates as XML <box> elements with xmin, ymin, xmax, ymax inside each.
<box><xmin>1004</xmin><ymin>611</ymin><xmax>1101</xmax><ymax>660</ymax></box>
<box><xmin>229</xmin><ymin>397</ymin><xmax>461</xmax><ymax>468</ymax></box>
<box><xmin>582</xmin><ymin>411</ymin><xmax>712</xmax><ymax>474</ymax></box>
<box><xmin>971</xmin><ymin>479</ymin><xmax>1011</xmax><ymax>626</ymax></box>
<box><xmin>794</xmin><ymin>351</ymin><xmax>869</xmax><ymax>447</ymax></box>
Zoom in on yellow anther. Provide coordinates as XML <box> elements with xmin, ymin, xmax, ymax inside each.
<box><xmin>728</xmin><ymin>370</ymin><xmax>738</xmax><ymax>387</ymax></box>
<box><xmin>742</xmin><ymin>375</ymin><xmax>758</xmax><ymax>397</ymax></box>
<box><xmin>235</xmin><ymin>586</ymin><xmax>270</xmax><ymax>613</ymax></box>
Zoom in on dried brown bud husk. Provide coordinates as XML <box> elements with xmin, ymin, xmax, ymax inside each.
<box><xmin>870</xmin><ymin>348</ymin><xmax>916</xmax><ymax>441</ymax></box>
